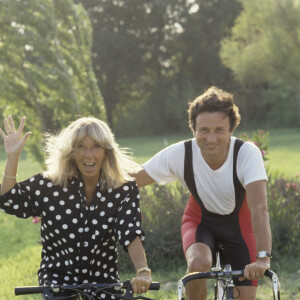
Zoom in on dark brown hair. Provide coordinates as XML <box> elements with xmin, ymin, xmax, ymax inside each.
<box><xmin>188</xmin><ymin>86</ymin><xmax>241</xmax><ymax>132</ymax></box>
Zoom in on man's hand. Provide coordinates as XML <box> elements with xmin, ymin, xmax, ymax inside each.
<box><xmin>240</xmin><ymin>258</ymin><xmax>270</xmax><ymax>281</ymax></box>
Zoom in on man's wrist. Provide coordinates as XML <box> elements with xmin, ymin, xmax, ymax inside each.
<box><xmin>256</xmin><ymin>251</ymin><xmax>272</xmax><ymax>259</ymax></box>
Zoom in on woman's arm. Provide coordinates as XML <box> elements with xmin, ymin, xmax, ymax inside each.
<box><xmin>0</xmin><ymin>116</ymin><xmax>31</xmax><ymax>195</ymax></box>
<box><xmin>128</xmin><ymin>236</ymin><xmax>152</xmax><ymax>293</ymax></box>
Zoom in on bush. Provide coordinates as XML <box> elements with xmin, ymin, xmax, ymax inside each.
<box><xmin>267</xmin><ymin>173</ymin><xmax>300</xmax><ymax>258</ymax></box>
<box><xmin>118</xmin><ymin>182</ymin><xmax>188</xmax><ymax>272</ymax></box>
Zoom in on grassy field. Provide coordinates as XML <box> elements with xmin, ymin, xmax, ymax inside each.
<box><xmin>0</xmin><ymin>128</ymin><xmax>299</xmax><ymax>299</ymax></box>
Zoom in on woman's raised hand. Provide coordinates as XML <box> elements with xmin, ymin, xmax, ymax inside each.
<box><xmin>0</xmin><ymin>116</ymin><xmax>31</xmax><ymax>158</ymax></box>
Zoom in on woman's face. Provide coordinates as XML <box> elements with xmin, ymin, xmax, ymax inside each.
<box><xmin>74</xmin><ymin>135</ymin><xmax>105</xmax><ymax>182</ymax></box>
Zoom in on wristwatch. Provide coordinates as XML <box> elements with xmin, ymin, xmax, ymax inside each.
<box><xmin>256</xmin><ymin>251</ymin><xmax>272</xmax><ymax>259</ymax></box>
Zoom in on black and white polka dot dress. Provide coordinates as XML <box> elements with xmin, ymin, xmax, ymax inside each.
<box><xmin>0</xmin><ymin>174</ymin><xmax>145</xmax><ymax>298</ymax></box>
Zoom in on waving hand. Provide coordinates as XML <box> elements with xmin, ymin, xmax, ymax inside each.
<box><xmin>0</xmin><ymin>116</ymin><xmax>31</xmax><ymax>158</ymax></box>
<box><xmin>0</xmin><ymin>116</ymin><xmax>31</xmax><ymax>195</ymax></box>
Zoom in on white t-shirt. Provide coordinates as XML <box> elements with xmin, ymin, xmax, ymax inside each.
<box><xmin>143</xmin><ymin>137</ymin><xmax>268</xmax><ymax>215</ymax></box>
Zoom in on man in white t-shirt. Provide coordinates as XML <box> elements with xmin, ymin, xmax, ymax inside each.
<box><xmin>133</xmin><ymin>86</ymin><xmax>272</xmax><ymax>300</ymax></box>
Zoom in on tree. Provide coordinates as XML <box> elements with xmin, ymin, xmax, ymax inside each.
<box><xmin>78</xmin><ymin>0</ymin><xmax>241</xmax><ymax>136</ymax></box>
<box><xmin>0</xmin><ymin>0</ymin><xmax>106</xmax><ymax>163</ymax></box>
<box><xmin>220</xmin><ymin>0</ymin><xmax>300</xmax><ymax>127</ymax></box>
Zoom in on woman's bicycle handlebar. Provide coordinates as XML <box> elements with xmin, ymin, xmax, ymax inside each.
<box><xmin>15</xmin><ymin>280</ymin><xmax>160</xmax><ymax>300</ymax></box>
<box><xmin>181</xmin><ymin>269</ymin><xmax>280</xmax><ymax>300</ymax></box>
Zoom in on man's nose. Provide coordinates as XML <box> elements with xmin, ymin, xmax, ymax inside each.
<box><xmin>206</xmin><ymin>133</ymin><xmax>217</xmax><ymax>142</ymax></box>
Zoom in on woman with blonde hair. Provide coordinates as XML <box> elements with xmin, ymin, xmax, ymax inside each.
<box><xmin>0</xmin><ymin>115</ymin><xmax>152</xmax><ymax>299</ymax></box>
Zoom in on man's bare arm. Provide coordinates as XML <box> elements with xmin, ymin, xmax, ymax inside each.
<box><xmin>132</xmin><ymin>168</ymin><xmax>155</xmax><ymax>187</ymax></box>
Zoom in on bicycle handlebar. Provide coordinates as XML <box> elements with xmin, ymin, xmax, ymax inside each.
<box><xmin>181</xmin><ymin>269</ymin><xmax>280</xmax><ymax>300</ymax></box>
<box><xmin>15</xmin><ymin>280</ymin><xmax>160</xmax><ymax>299</ymax></box>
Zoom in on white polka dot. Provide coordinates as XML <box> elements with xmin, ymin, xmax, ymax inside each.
<box><xmin>107</xmin><ymin>202</ymin><xmax>113</xmax><ymax>207</ymax></box>
<box><xmin>69</xmin><ymin>195</ymin><xmax>74</xmax><ymax>200</ymax></box>
<box><xmin>56</xmin><ymin>215</ymin><xmax>61</xmax><ymax>220</ymax></box>
<box><xmin>115</xmin><ymin>193</ymin><xmax>120</xmax><ymax>198</ymax></box>
<box><xmin>92</xmin><ymin>219</ymin><xmax>98</xmax><ymax>225</ymax></box>
<box><xmin>49</xmin><ymin>206</ymin><xmax>55</xmax><ymax>211</ymax></box>
<box><xmin>69</xmin><ymin>233</ymin><xmax>75</xmax><ymax>239</ymax></box>
<box><xmin>13</xmin><ymin>204</ymin><xmax>19</xmax><ymax>210</ymax></box>
<box><xmin>72</xmin><ymin>218</ymin><xmax>78</xmax><ymax>224</ymax></box>
<box><xmin>100</xmin><ymin>211</ymin><xmax>105</xmax><ymax>216</ymax></box>
<box><xmin>126</xmin><ymin>209</ymin><xmax>131</xmax><ymax>215</ymax></box>
<box><xmin>66</xmin><ymin>209</ymin><xmax>71</xmax><ymax>214</ymax></box>
<box><xmin>62</xmin><ymin>224</ymin><xmax>68</xmax><ymax>229</ymax></box>
<box><xmin>43</xmin><ymin>197</ymin><xmax>49</xmax><ymax>202</ymax></box>
<box><xmin>123</xmin><ymin>185</ymin><xmax>129</xmax><ymax>191</ymax></box>
<box><xmin>35</xmin><ymin>190</ymin><xmax>40</xmax><ymax>196</ymax></box>
<box><xmin>47</xmin><ymin>182</ymin><xmax>53</xmax><ymax>187</ymax></box>
<box><xmin>59</xmin><ymin>200</ymin><xmax>65</xmax><ymax>205</ymax></box>
<box><xmin>39</xmin><ymin>180</ymin><xmax>44</xmax><ymax>185</ymax></box>
<box><xmin>102</xmin><ymin>224</ymin><xmax>108</xmax><ymax>229</ymax></box>
<box><xmin>53</xmin><ymin>191</ymin><xmax>59</xmax><ymax>196</ymax></box>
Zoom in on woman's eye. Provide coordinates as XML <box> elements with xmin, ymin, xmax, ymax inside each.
<box><xmin>76</xmin><ymin>144</ymin><xmax>84</xmax><ymax>149</ymax></box>
<box><xmin>94</xmin><ymin>143</ymin><xmax>101</xmax><ymax>148</ymax></box>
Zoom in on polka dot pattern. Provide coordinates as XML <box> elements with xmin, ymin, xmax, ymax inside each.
<box><xmin>0</xmin><ymin>174</ymin><xmax>144</xmax><ymax>297</ymax></box>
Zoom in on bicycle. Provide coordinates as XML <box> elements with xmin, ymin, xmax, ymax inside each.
<box><xmin>177</xmin><ymin>242</ymin><xmax>280</xmax><ymax>300</ymax></box>
<box><xmin>15</xmin><ymin>279</ymin><xmax>160</xmax><ymax>300</ymax></box>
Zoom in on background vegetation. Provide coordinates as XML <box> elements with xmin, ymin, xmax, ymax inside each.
<box><xmin>0</xmin><ymin>0</ymin><xmax>299</xmax><ymax>299</ymax></box>
<box><xmin>0</xmin><ymin>130</ymin><xmax>299</xmax><ymax>299</ymax></box>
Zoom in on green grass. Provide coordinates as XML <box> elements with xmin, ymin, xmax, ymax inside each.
<box><xmin>0</xmin><ymin>128</ymin><xmax>299</xmax><ymax>299</ymax></box>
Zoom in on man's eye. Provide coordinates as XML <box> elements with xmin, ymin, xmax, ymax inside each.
<box><xmin>76</xmin><ymin>144</ymin><xmax>84</xmax><ymax>149</ymax></box>
<box><xmin>94</xmin><ymin>144</ymin><xmax>101</xmax><ymax>148</ymax></box>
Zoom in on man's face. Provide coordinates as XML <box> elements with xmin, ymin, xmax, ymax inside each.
<box><xmin>193</xmin><ymin>111</ymin><xmax>233</xmax><ymax>166</ymax></box>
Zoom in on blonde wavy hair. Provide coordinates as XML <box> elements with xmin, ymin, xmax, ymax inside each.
<box><xmin>43</xmin><ymin>117</ymin><xmax>141</xmax><ymax>189</ymax></box>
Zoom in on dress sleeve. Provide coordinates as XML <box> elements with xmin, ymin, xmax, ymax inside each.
<box><xmin>0</xmin><ymin>174</ymin><xmax>43</xmax><ymax>218</ymax></box>
<box><xmin>114</xmin><ymin>181</ymin><xmax>145</xmax><ymax>251</ymax></box>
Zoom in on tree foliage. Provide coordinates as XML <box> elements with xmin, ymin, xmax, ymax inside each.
<box><xmin>220</xmin><ymin>0</ymin><xmax>300</xmax><ymax>127</ymax></box>
<box><xmin>0</xmin><ymin>0</ymin><xmax>106</xmax><ymax>163</ymax></box>
<box><xmin>78</xmin><ymin>0</ymin><xmax>241</xmax><ymax>136</ymax></box>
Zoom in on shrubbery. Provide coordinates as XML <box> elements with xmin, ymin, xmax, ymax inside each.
<box><xmin>268</xmin><ymin>173</ymin><xmax>300</xmax><ymax>258</ymax></box>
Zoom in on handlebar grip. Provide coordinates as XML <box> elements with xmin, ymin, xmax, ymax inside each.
<box><xmin>264</xmin><ymin>269</ymin><xmax>274</xmax><ymax>278</ymax></box>
<box><xmin>15</xmin><ymin>286</ymin><xmax>44</xmax><ymax>295</ymax></box>
<box><xmin>149</xmin><ymin>282</ymin><xmax>160</xmax><ymax>290</ymax></box>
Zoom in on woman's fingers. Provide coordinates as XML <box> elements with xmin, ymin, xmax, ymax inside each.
<box><xmin>131</xmin><ymin>274</ymin><xmax>152</xmax><ymax>293</ymax></box>
<box><xmin>17</xmin><ymin>116</ymin><xmax>26</xmax><ymax>135</ymax></box>
<box><xmin>1</xmin><ymin>116</ymin><xmax>31</xmax><ymax>156</ymax></box>
<box><xmin>8</xmin><ymin>115</ymin><xmax>16</xmax><ymax>132</ymax></box>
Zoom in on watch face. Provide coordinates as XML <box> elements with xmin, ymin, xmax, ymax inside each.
<box><xmin>257</xmin><ymin>251</ymin><xmax>271</xmax><ymax>258</ymax></box>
